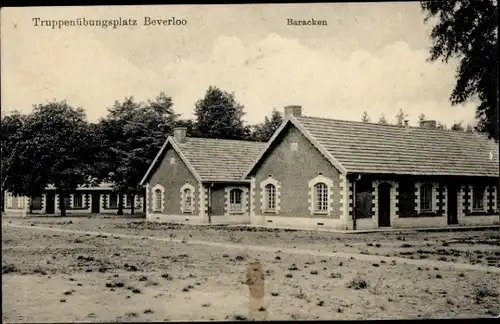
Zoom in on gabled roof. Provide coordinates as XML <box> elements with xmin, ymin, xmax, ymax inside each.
<box><xmin>245</xmin><ymin>115</ymin><xmax>499</xmax><ymax>178</ymax></box>
<box><xmin>140</xmin><ymin>136</ymin><xmax>267</xmax><ymax>185</ymax></box>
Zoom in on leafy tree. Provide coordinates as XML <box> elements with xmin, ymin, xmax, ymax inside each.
<box><xmin>193</xmin><ymin>86</ymin><xmax>249</xmax><ymax>140</ymax></box>
<box><xmin>395</xmin><ymin>109</ymin><xmax>408</xmax><ymax>126</ymax></box>
<box><xmin>4</xmin><ymin>101</ymin><xmax>95</xmax><ymax>216</ymax></box>
<box><xmin>250</xmin><ymin>108</ymin><xmax>284</xmax><ymax>142</ymax></box>
<box><xmin>465</xmin><ymin>124</ymin><xmax>474</xmax><ymax>133</ymax></box>
<box><xmin>451</xmin><ymin>121</ymin><xmax>465</xmax><ymax>131</ymax></box>
<box><xmin>101</xmin><ymin>93</ymin><xmax>179</xmax><ymax>215</ymax></box>
<box><xmin>421</xmin><ymin>0</ymin><xmax>498</xmax><ymax>140</ymax></box>
<box><xmin>378</xmin><ymin>114</ymin><xmax>388</xmax><ymax>125</ymax></box>
<box><xmin>1</xmin><ymin>111</ymin><xmax>27</xmax><ymax>212</ymax></box>
<box><xmin>418</xmin><ymin>113</ymin><xmax>426</xmax><ymax>123</ymax></box>
<box><xmin>436</xmin><ymin>121</ymin><xmax>448</xmax><ymax>130</ymax></box>
<box><xmin>361</xmin><ymin>111</ymin><xmax>370</xmax><ymax>123</ymax></box>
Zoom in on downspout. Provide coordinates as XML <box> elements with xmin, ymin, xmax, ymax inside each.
<box><xmin>208</xmin><ymin>183</ymin><xmax>213</xmax><ymax>224</ymax></box>
<box><xmin>352</xmin><ymin>174</ymin><xmax>362</xmax><ymax>231</ymax></box>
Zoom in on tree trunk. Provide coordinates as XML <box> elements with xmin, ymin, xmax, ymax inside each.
<box><xmin>117</xmin><ymin>191</ymin><xmax>124</xmax><ymax>215</ymax></box>
<box><xmin>130</xmin><ymin>193</ymin><xmax>135</xmax><ymax>215</ymax></box>
<box><xmin>59</xmin><ymin>191</ymin><xmax>67</xmax><ymax>217</ymax></box>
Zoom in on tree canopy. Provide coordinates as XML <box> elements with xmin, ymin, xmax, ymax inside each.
<box><xmin>421</xmin><ymin>0</ymin><xmax>498</xmax><ymax>140</ymax></box>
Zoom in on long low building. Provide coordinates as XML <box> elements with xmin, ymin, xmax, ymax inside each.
<box><xmin>3</xmin><ymin>183</ymin><xmax>145</xmax><ymax>216</ymax></box>
<box><xmin>139</xmin><ymin>105</ymin><xmax>500</xmax><ymax>230</ymax></box>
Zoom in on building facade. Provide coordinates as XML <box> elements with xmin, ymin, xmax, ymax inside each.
<box><xmin>141</xmin><ymin>106</ymin><xmax>499</xmax><ymax>230</ymax></box>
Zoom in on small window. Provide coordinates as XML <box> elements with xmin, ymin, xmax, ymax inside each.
<box><xmin>472</xmin><ymin>185</ymin><xmax>485</xmax><ymax>211</ymax></box>
<box><xmin>183</xmin><ymin>188</ymin><xmax>193</xmax><ymax>212</ymax></box>
<box><xmin>420</xmin><ymin>184</ymin><xmax>433</xmax><ymax>212</ymax></box>
<box><xmin>314</xmin><ymin>182</ymin><xmax>328</xmax><ymax>212</ymax></box>
<box><xmin>290</xmin><ymin>142</ymin><xmax>298</xmax><ymax>151</ymax></box>
<box><xmin>170</xmin><ymin>157</ymin><xmax>176</xmax><ymax>164</ymax></box>
<box><xmin>265</xmin><ymin>184</ymin><xmax>276</xmax><ymax>211</ymax></box>
<box><xmin>73</xmin><ymin>194</ymin><xmax>83</xmax><ymax>208</ymax></box>
<box><xmin>109</xmin><ymin>194</ymin><xmax>118</xmax><ymax>208</ymax></box>
<box><xmin>230</xmin><ymin>189</ymin><xmax>243</xmax><ymax>212</ymax></box>
<box><xmin>154</xmin><ymin>189</ymin><xmax>162</xmax><ymax>212</ymax></box>
<box><xmin>31</xmin><ymin>196</ymin><xmax>42</xmax><ymax>210</ymax></box>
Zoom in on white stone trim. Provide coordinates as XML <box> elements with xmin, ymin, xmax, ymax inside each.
<box><xmin>224</xmin><ymin>186</ymin><xmax>249</xmax><ymax>216</ymax></box>
<box><xmin>458</xmin><ymin>185</ymin><xmax>465</xmax><ymax>218</ymax></box>
<box><xmin>199</xmin><ymin>183</ymin><xmax>205</xmax><ymax>218</ymax></box>
<box><xmin>308</xmin><ymin>174</ymin><xmax>334</xmax><ymax>216</ymax></box>
<box><xmin>250</xmin><ymin>177</ymin><xmax>256</xmax><ymax>217</ymax></box>
<box><xmin>492</xmin><ymin>185</ymin><xmax>498</xmax><ymax>212</ymax></box>
<box><xmin>204</xmin><ymin>186</ymin><xmax>209</xmax><ymax>216</ymax></box>
<box><xmin>152</xmin><ymin>183</ymin><xmax>166</xmax><ymax>212</ymax></box>
<box><xmin>441</xmin><ymin>185</ymin><xmax>448</xmax><ymax>217</ymax></box>
<box><xmin>371</xmin><ymin>181</ymin><xmax>378</xmax><ymax>219</ymax></box>
<box><xmin>260</xmin><ymin>176</ymin><xmax>281</xmax><ymax>214</ymax></box>
<box><xmin>180</xmin><ymin>182</ymin><xmax>195</xmax><ymax>214</ymax></box>
<box><xmin>339</xmin><ymin>174</ymin><xmax>347</xmax><ymax>217</ymax></box>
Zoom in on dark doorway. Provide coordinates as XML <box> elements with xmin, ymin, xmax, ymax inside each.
<box><xmin>378</xmin><ymin>183</ymin><xmax>392</xmax><ymax>227</ymax></box>
<box><xmin>447</xmin><ymin>185</ymin><xmax>458</xmax><ymax>225</ymax></box>
<box><xmin>45</xmin><ymin>191</ymin><xmax>55</xmax><ymax>214</ymax></box>
<box><xmin>91</xmin><ymin>192</ymin><xmax>100</xmax><ymax>213</ymax></box>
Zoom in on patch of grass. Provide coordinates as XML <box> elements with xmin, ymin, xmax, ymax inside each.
<box><xmin>474</xmin><ymin>284</ymin><xmax>499</xmax><ymax>304</ymax></box>
<box><xmin>201</xmin><ymin>303</ymin><xmax>211</xmax><ymax>307</ymax></box>
<box><xmin>285</xmin><ymin>273</ymin><xmax>293</xmax><ymax>278</ymax></box>
<box><xmin>310</xmin><ymin>270</ymin><xmax>318</xmax><ymax>275</ymax></box>
<box><xmin>143</xmin><ymin>309</ymin><xmax>154</xmax><ymax>314</ymax></box>
<box><xmin>436</xmin><ymin>274</ymin><xmax>442</xmax><ymax>279</ymax></box>
<box><xmin>2</xmin><ymin>263</ymin><xmax>17</xmax><ymax>274</ymax></box>
<box><xmin>161</xmin><ymin>273</ymin><xmax>173</xmax><ymax>280</ymax></box>
<box><xmin>329</xmin><ymin>272</ymin><xmax>342</xmax><ymax>279</ymax></box>
<box><xmin>105</xmin><ymin>281</ymin><xmax>125</xmax><ymax>288</ymax></box>
<box><xmin>125</xmin><ymin>312</ymin><xmax>138</xmax><ymax>318</ymax></box>
<box><xmin>346</xmin><ymin>276</ymin><xmax>368</xmax><ymax>290</ymax></box>
<box><xmin>63</xmin><ymin>289</ymin><xmax>76</xmax><ymax>296</ymax></box>
<box><xmin>138</xmin><ymin>275</ymin><xmax>148</xmax><ymax>281</ymax></box>
<box><xmin>232</xmin><ymin>314</ymin><xmax>248</xmax><ymax>321</ymax></box>
<box><xmin>60</xmin><ymin>299</ymin><xmax>66</xmax><ymax>303</ymax></box>
<box><xmin>316</xmin><ymin>300</ymin><xmax>324</xmax><ymax>306</ymax></box>
<box><xmin>271</xmin><ymin>292</ymin><xmax>280</xmax><ymax>296</ymax></box>
<box><xmin>275</xmin><ymin>256</ymin><xmax>281</xmax><ymax>260</ymax></box>
<box><xmin>288</xmin><ymin>263</ymin><xmax>299</xmax><ymax>271</ymax></box>
<box><xmin>401</xmin><ymin>244</ymin><xmax>413</xmax><ymax>248</ymax></box>
<box><xmin>235</xmin><ymin>255</ymin><xmax>246</xmax><ymax>261</ymax></box>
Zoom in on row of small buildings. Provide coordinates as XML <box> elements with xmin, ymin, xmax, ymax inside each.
<box><xmin>4</xmin><ymin>184</ymin><xmax>145</xmax><ymax>216</ymax></box>
<box><xmin>3</xmin><ymin>105</ymin><xmax>499</xmax><ymax>230</ymax></box>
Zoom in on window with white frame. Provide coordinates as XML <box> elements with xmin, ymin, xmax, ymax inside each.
<box><xmin>6</xmin><ymin>193</ymin><xmax>13</xmax><ymax>208</ymax></box>
<box><xmin>182</xmin><ymin>187</ymin><xmax>193</xmax><ymax>213</ymax></box>
<box><xmin>314</xmin><ymin>182</ymin><xmax>329</xmax><ymax>212</ymax></box>
<box><xmin>154</xmin><ymin>189</ymin><xmax>162</xmax><ymax>212</ymax></box>
<box><xmin>265</xmin><ymin>184</ymin><xmax>276</xmax><ymax>211</ymax></box>
<box><xmin>472</xmin><ymin>185</ymin><xmax>485</xmax><ymax>211</ymax></box>
<box><xmin>230</xmin><ymin>189</ymin><xmax>243</xmax><ymax>212</ymax></box>
<box><xmin>73</xmin><ymin>194</ymin><xmax>83</xmax><ymax>208</ymax></box>
<box><xmin>419</xmin><ymin>184</ymin><xmax>433</xmax><ymax>212</ymax></box>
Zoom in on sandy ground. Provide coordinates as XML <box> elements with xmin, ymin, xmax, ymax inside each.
<box><xmin>2</xmin><ymin>215</ymin><xmax>500</xmax><ymax>322</ymax></box>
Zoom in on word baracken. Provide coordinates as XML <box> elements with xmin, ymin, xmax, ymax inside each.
<box><xmin>143</xmin><ymin>17</ymin><xmax>187</xmax><ymax>26</ymax></box>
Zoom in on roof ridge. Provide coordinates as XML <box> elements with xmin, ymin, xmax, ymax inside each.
<box><xmin>295</xmin><ymin>115</ymin><xmax>464</xmax><ymax>134</ymax></box>
<box><xmin>184</xmin><ymin>137</ymin><xmax>266</xmax><ymax>144</ymax></box>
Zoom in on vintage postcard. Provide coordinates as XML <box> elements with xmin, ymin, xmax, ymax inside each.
<box><xmin>1</xmin><ymin>3</ymin><xmax>499</xmax><ymax>322</ymax></box>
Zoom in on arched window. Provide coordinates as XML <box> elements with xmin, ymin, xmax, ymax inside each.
<box><xmin>265</xmin><ymin>184</ymin><xmax>276</xmax><ymax>211</ymax></box>
<box><xmin>230</xmin><ymin>189</ymin><xmax>243</xmax><ymax>212</ymax></box>
<box><xmin>420</xmin><ymin>184</ymin><xmax>433</xmax><ymax>212</ymax></box>
<box><xmin>314</xmin><ymin>182</ymin><xmax>328</xmax><ymax>212</ymax></box>
<box><xmin>154</xmin><ymin>189</ymin><xmax>162</xmax><ymax>212</ymax></box>
<box><xmin>183</xmin><ymin>188</ymin><xmax>193</xmax><ymax>212</ymax></box>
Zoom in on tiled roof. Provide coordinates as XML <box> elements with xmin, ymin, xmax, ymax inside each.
<box><xmin>175</xmin><ymin>137</ymin><xmax>267</xmax><ymax>181</ymax></box>
<box><xmin>295</xmin><ymin>116</ymin><xmax>499</xmax><ymax>177</ymax></box>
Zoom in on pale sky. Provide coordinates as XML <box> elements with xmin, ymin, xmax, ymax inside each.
<box><xmin>1</xmin><ymin>4</ymin><xmax>478</xmax><ymax>127</ymax></box>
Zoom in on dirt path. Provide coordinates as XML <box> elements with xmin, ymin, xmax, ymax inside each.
<box><xmin>4</xmin><ymin>223</ymin><xmax>500</xmax><ymax>274</ymax></box>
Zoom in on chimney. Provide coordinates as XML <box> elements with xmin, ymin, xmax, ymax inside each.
<box><xmin>419</xmin><ymin>120</ymin><xmax>437</xmax><ymax>129</ymax></box>
<box><xmin>404</xmin><ymin>120</ymin><xmax>409</xmax><ymax>128</ymax></box>
<box><xmin>284</xmin><ymin>105</ymin><xmax>302</xmax><ymax>119</ymax></box>
<box><xmin>173</xmin><ymin>127</ymin><xmax>187</xmax><ymax>143</ymax></box>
